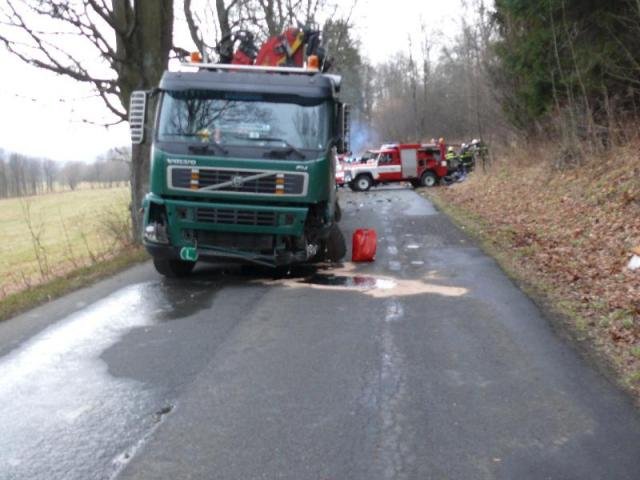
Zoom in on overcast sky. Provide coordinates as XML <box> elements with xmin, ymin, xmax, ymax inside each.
<box><xmin>0</xmin><ymin>0</ymin><xmax>464</xmax><ymax>163</ymax></box>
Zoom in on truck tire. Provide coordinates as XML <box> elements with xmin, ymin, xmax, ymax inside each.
<box><xmin>311</xmin><ymin>224</ymin><xmax>346</xmax><ymax>263</ymax></box>
<box><xmin>354</xmin><ymin>174</ymin><xmax>373</xmax><ymax>192</ymax></box>
<box><xmin>420</xmin><ymin>171</ymin><xmax>437</xmax><ymax>187</ymax></box>
<box><xmin>326</xmin><ymin>224</ymin><xmax>347</xmax><ymax>261</ymax></box>
<box><xmin>153</xmin><ymin>258</ymin><xmax>196</xmax><ymax>278</ymax></box>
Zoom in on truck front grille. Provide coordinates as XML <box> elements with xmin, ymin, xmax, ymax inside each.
<box><xmin>169</xmin><ymin>167</ymin><xmax>306</xmax><ymax>196</ymax></box>
<box><xmin>195</xmin><ymin>231</ymin><xmax>274</xmax><ymax>252</ymax></box>
<box><xmin>196</xmin><ymin>207</ymin><xmax>277</xmax><ymax>227</ymax></box>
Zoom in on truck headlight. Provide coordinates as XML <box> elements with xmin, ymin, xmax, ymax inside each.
<box><xmin>144</xmin><ymin>222</ymin><xmax>169</xmax><ymax>244</ymax></box>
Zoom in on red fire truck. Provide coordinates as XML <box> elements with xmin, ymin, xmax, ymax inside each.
<box><xmin>344</xmin><ymin>143</ymin><xmax>448</xmax><ymax>191</ymax></box>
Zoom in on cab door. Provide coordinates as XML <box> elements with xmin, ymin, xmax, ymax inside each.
<box><xmin>400</xmin><ymin>148</ymin><xmax>418</xmax><ymax>179</ymax></box>
<box><xmin>377</xmin><ymin>151</ymin><xmax>403</xmax><ymax>182</ymax></box>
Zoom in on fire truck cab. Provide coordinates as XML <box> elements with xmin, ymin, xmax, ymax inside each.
<box><xmin>344</xmin><ymin>143</ymin><xmax>448</xmax><ymax>191</ymax></box>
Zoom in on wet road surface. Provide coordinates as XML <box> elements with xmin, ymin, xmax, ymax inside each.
<box><xmin>1</xmin><ymin>187</ymin><xmax>640</xmax><ymax>479</ymax></box>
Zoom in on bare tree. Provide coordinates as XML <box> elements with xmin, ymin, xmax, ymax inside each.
<box><xmin>368</xmin><ymin>5</ymin><xmax>508</xmax><ymax>147</ymax></box>
<box><xmin>8</xmin><ymin>153</ymin><xmax>25</xmax><ymax>197</ymax></box>
<box><xmin>105</xmin><ymin>145</ymin><xmax>131</xmax><ymax>164</ymax></box>
<box><xmin>0</xmin><ymin>150</ymin><xmax>7</xmax><ymax>198</ymax></box>
<box><xmin>408</xmin><ymin>36</ymin><xmax>420</xmax><ymax>140</ymax></box>
<box><xmin>62</xmin><ymin>161</ymin><xmax>81</xmax><ymax>191</ymax></box>
<box><xmin>43</xmin><ymin>159</ymin><xmax>57</xmax><ymax>193</ymax></box>
<box><xmin>20</xmin><ymin>199</ymin><xmax>50</xmax><ymax>280</ymax></box>
<box><xmin>420</xmin><ymin>24</ymin><xmax>433</xmax><ymax>136</ymax></box>
<box><xmin>184</xmin><ymin>0</ymin><xmax>248</xmax><ymax>63</ymax></box>
<box><xmin>240</xmin><ymin>0</ymin><xmax>330</xmax><ymax>38</ymax></box>
<box><xmin>101</xmin><ymin>146</ymin><xmax>131</xmax><ymax>186</ymax></box>
<box><xmin>0</xmin><ymin>1</ymin><xmax>174</xmax><ymax>241</ymax></box>
<box><xmin>184</xmin><ymin>0</ymin><xmax>334</xmax><ymax>62</ymax></box>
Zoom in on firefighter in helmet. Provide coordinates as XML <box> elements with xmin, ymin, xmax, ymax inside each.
<box><xmin>446</xmin><ymin>146</ymin><xmax>460</xmax><ymax>171</ymax></box>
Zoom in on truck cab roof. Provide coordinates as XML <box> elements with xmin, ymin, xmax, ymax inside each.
<box><xmin>159</xmin><ymin>69</ymin><xmax>340</xmax><ymax>104</ymax></box>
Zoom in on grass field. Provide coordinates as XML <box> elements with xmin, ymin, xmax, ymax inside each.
<box><xmin>0</xmin><ymin>186</ymin><xmax>132</xmax><ymax>298</ymax></box>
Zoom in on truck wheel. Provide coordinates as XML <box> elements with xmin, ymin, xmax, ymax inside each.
<box><xmin>420</xmin><ymin>171</ymin><xmax>437</xmax><ymax>187</ymax></box>
<box><xmin>326</xmin><ymin>224</ymin><xmax>347</xmax><ymax>262</ymax></box>
<box><xmin>153</xmin><ymin>258</ymin><xmax>196</xmax><ymax>278</ymax></box>
<box><xmin>354</xmin><ymin>174</ymin><xmax>372</xmax><ymax>192</ymax></box>
<box><xmin>310</xmin><ymin>241</ymin><xmax>327</xmax><ymax>263</ymax></box>
<box><xmin>311</xmin><ymin>225</ymin><xmax>346</xmax><ymax>263</ymax></box>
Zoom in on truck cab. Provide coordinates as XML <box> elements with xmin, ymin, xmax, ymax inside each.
<box><xmin>129</xmin><ymin>64</ymin><xmax>349</xmax><ymax>276</ymax></box>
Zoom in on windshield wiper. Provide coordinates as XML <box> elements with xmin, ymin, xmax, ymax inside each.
<box><xmin>263</xmin><ymin>147</ymin><xmax>307</xmax><ymax>160</ymax></box>
<box><xmin>242</xmin><ymin>137</ymin><xmax>307</xmax><ymax>160</ymax></box>
<box><xmin>187</xmin><ymin>140</ymin><xmax>228</xmax><ymax>156</ymax></box>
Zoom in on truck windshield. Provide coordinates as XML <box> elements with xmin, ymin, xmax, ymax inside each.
<box><xmin>361</xmin><ymin>151</ymin><xmax>376</xmax><ymax>162</ymax></box>
<box><xmin>157</xmin><ymin>90</ymin><xmax>331</xmax><ymax>152</ymax></box>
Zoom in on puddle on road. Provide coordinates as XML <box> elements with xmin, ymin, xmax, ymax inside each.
<box><xmin>385</xmin><ymin>299</ymin><xmax>404</xmax><ymax>322</ymax></box>
<box><xmin>271</xmin><ymin>264</ymin><xmax>468</xmax><ymax>299</ymax></box>
<box><xmin>388</xmin><ymin>261</ymin><xmax>402</xmax><ymax>272</ymax></box>
<box><xmin>0</xmin><ymin>283</ymin><xmax>175</xmax><ymax>480</ymax></box>
<box><xmin>402</xmin><ymin>197</ymin><xmax>438</xmax><ymax>216</ymax></box>
<box><xmin>301</xmin><ymin>274</ymin><xmax>396</xmax><ymax>290</ymax></box>
<box><xmin>151</xmin><ymin>279</ymin><xmax>219</xmax><ymax>321</ymax></box>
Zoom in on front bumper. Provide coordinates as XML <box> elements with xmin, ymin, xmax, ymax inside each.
<box><xmin>144</xmin><ymin>242</ymin><xmax>309</xmax><ymax>267</ymax></box>
<box><xmin>143</xmin><ymin>194</ymin><xmax>313</xmax><ymax>267</ymax></box>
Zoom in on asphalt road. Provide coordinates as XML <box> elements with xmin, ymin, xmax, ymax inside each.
<box><xmin>1</xmin><ymin>187</ymin><xmax>640</xmax><ymax>480</ymax></box>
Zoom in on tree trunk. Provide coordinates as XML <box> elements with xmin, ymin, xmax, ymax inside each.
<box><xmin>265</xmin><ymin>0</ymin><xmax>279</xmax><ymax>36</ymax></box>
<box><xmin>130</xmin><ymin>141</ymin><xmax>151</xmax><ymax>243</ymax></box>
<box><xmin>113</xmin><ymin>0</ymin><xmax>173</xmax><ymax>243</ymax></box>
<box><xmin>215</xmin><ymin>0</ymin><xmax>234</xmax><ymax>62</ymax></box>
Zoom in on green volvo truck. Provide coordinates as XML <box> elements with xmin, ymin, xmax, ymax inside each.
<box><xmin>128</xmin><ymin>63</ymin><xmax>349</xmax><ymax>277</ymax></box>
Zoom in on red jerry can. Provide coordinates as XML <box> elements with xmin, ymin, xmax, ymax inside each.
<box><xmin>352</xmin><ymin>229</ymin><xmax>377</xmax><ymax>262</ymax></box>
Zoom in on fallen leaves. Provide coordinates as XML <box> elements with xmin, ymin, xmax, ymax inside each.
<box><xmin>434</xmin><ymin>143</ymin><xmax>640</xmax><ymax>395</ymax></box>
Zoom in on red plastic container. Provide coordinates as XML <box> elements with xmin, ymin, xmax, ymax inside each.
<box><xmin>352</xmin><ymin>228</ymin><xmax>377</xmax><ymax>262</ymax></box>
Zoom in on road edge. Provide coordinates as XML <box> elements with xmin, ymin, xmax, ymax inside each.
<box><xmin>420</xmin><ymin>188</ymin><xmax>640</xmax><ymax>408</ymax></box>
<box><xmin>0</xmin><ymin>248</ymin><xmax>150</xmax><ymax>323</ymax></box>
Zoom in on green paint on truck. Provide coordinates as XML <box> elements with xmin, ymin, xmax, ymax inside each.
<box><xmin>130</xmin><ymin>65</ymin><xmax>349</xmax><ymax>277</ymax></box>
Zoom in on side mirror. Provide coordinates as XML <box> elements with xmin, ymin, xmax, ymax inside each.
<box><xmin>337</xmin><ymin>103</ymin><xmax>350</xmax><ymax>154</ymax></box>
<box><xmin>129</xmin><ymin>91</ymin><xmax>147</xmax><ymax>145</ymax></box>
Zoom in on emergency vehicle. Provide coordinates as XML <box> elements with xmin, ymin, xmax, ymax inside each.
<box><xmin>344</xmin><ymin>143</ymin><xmax>448</xmax><ymax>191</ymax></box>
